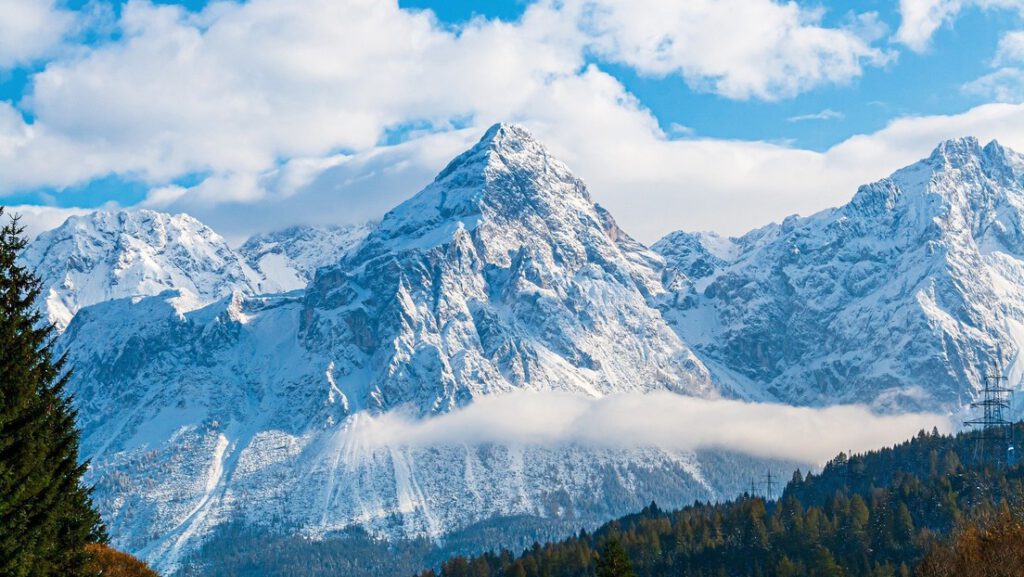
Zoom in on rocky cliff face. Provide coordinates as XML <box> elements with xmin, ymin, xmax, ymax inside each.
<box><xmin>239</xmin><ymin>222</ymin><xmax>374</xmax><ymax>292</ymax></box>
<box><xmin>299</xmin><ymin>123</ymin><xmax>712</xmax><ymax>414</ymax></box>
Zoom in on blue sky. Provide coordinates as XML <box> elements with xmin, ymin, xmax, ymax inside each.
<box><xmin>393</xmin><ymin>0</ymin><xmax>1015</xmax><ymax>150</ymax></box>
<box><xmin>4</xmin><ymin>0</ymin><xmax>1024</xmax><ymax>241</ymax></box>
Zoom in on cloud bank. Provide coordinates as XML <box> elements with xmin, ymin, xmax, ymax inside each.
<box><xmin>344</xmin><ymin>391</ymin><xmax>951</xmax><ymax>465</ymax></box>
<box><xmin>2</xmin><ymin>0</ymin><xmax>886</xmax><ymax>192</ymax></box>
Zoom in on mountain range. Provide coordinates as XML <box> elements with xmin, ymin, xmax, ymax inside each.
<box><xmin>657</xmin><ymin>136</ymin><xmax>1024</xmax><ymax>410</ymax></box>
<box><xmin>15</xmin><ymin>125</ymin><xmax>1024</xmax><ymax>573</ymax></box>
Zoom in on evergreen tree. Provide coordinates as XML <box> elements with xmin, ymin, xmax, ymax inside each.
<box><xmin>596</xmin><ymin>538</ymin><xmax>636</xmax><ymax>577</ymax></box>
<box><xmin>0</xmin><ymin>208</ymin><xmax>105</xmax><ymax>577</ymax></box>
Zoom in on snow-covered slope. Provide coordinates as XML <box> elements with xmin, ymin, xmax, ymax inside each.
<box><xmin>657</xmin><ymin>137</ymin><xmax>1024</xmax><ymax>410</ymax></box>
<box><xmin>59</xmin><ymin>124</ymin><xmax>720</xmax><ymax>573</ymax></box>
<box><xmin>239</xmin><ymin>223</ymin><xmax>374</xmax><ymax>292</ymax></box>
<box><xmin>22</xmin><ymin>210</ymin><xmax>261</xmax><ymax>330</ymax></box>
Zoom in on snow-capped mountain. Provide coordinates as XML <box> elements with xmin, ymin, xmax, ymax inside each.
<box><xmin>300</xmin><ymin>123</ymin><xmax>712</xmax><ymax>413</ymax></box>
<box><xmin>58</xmin><ymin>124</ymin><xmax>722</xmax><ymax>573</ymax></box>
<box><xmin>21</xmin><ymin>210</ymin><xmax>262</xmax><ymax>330</ymax></box>
<box><xmin>657</xmin><ymin>137</ymin><xmax>1024</xmax><ymax>410</ymax></box>
<box><xmin>239</xmin><ymin>222</ymin><xmax>374</xmax><ymax>292</ymax></box>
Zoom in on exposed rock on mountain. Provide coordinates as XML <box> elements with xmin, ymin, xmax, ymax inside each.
<box><xmin>300</xmin><ymin>123</ymin><xmax>712</xmax><ymax>413</ymax></box>
<box><xmin>239</xmin><ymin>223</ymin><xmax>374</xmax><ymax>292</ymax></box>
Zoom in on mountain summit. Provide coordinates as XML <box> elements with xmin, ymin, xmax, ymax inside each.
<box><xmin>364</xmin><ymin>123</ymin><xmax>609</xmax><ymax>255</ymax></box>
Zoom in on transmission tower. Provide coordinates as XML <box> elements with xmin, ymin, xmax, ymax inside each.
<box><xmin>763</xmin><ymin>470</ymin><xmax>776</xmax><ymax>501</ymax></box>
<box><xmin>964</xmin><ymin>366</ymin><xmax>1014</xmax><ymax>467</ymax></box>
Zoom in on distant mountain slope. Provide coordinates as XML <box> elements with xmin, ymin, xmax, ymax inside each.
<box><xmin>657</xmin><ymin>137</ymin><xmax>1024</xmax><ymax>410</ymax></box>
<box><xmin>21</xmin><ymin>209</ymin><xmax>261</xmax><ymax>330</ymax></box>
<box><xmin>239</xmin><ymin>223</ymin><xmax>374</xmax><ymax>292</ymax></box>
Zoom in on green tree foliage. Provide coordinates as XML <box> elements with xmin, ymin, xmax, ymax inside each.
<box><xmin>0</xmin><ymin>208</ymin><xmax>105</xmax><ymax>577</ymax></box>
<box><xmin>596</xmin><ymin>538</ymin><xmax>636</xmax><ymax>577</ymax></box>
<box><xmin>420</xmin><ymin>426</ymin><xmax>1024</xmax><ymax>577</ymax></box>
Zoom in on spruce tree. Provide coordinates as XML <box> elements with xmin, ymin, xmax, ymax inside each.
<box><xmin>596</xmin><ymin>537</ymin><xmax>636</xmax><ymax>577</ymax></box>
<box><xmin>0</xmin><ymin>208</ymin><xmax>105</xmax><ymax>577</ymax></box>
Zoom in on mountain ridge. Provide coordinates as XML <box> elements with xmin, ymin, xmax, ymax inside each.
<box><xmin>655</xmin><ymin>135</ymin><xmax>1024</xmax><ymax>409</ymax></box>
<box><xmin>21</xmin><ymin>209</ymin><xmax>262</xmax><ymax>331</ymax></box>
<box><xmin>239</xmin><ymin>222</ymin><xmax>374</xmax><ymax>292</ymax></box>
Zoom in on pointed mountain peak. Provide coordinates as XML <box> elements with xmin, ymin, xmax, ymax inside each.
<box><xmin>920</xmin><ymin>136</ymin><xmax>1022</xmax><ymax>173</ymax></box>
<box><xmin>983</xmin><ymin>138</ymin><xmax>1007</xmax><ymax>156</ymax></box>
<box><xmin>366</xmin><ymin>123</ymin><xmax>597</xmax><ymax>254</ymax></box>
<box><xmin>921</xmin><ymin>136</ymin><xmax>1024</xmax><ymax>169</ymax></box>
<box><xmin>478</xmin><ymin>122</ymin><xmax>538</xmax><ymax>149</ymax></box>
<box><xmin>917</xmin><ymin>135</ymin><xmax>1024</xmax><ymax>187</ymax></box>
<box><xmin>841</xmin><ymin>136</ymin><xmax>1024</xmax><ymax>237</ymax></box>
<box><xmin>434</xmin><ymin>122</ymin><xmax>552</xmax><ymax>184</ymax></box>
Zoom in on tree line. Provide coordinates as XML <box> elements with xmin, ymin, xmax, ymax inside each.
<box><xmin>419</xmin><ymin>425</ymin><xmax>1024</xmax><ymax>577</ymax></box>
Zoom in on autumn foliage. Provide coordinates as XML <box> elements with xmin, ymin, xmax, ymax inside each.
<box><xmin>85</xmin><ymin>544</ymin><xmax>160</xmax><ymax>577</ymax></box>
<box><xmin>916</xmin><ymin>510</ymin><xmax>1024</xmax><ymax>577</ymax></box>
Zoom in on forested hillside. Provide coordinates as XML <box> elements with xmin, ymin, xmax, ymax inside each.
<box><xmin>419</xmin><ymin>425</ymin><xmax>1024</xmax><ymax>577</ymax></box>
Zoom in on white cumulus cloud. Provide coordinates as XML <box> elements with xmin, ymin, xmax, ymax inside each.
<box><xmin>0</xmin><ymin>0</ymin><xmax>891</xmax><ymax>194</ymax></box>
<box><xmin>897</xmin><ymin>0</ymin><xmax>1024</xmax><ymax>52</ymax></box>
<box><xmin>995</xmin><ymin>30</ymin><xmax>1024</xmax><ymax>65</ymax></box>
<box><xmin>7</xmin><ymin>0</ymin><xmax>586</xmax><ymax>189</ymax></box>
<box><xmin>0</xmin><ymin>0</ymin><xmax>76</xmax><ymax>68</ymax></box>
<box><xmin>580</xmin><ymin>0</ymin><xmax>891</xmax><ymax>100</ymax></box>
<box><xmin>963</xmin><ymin>67</ymin><xmax>1024</xmax><ymax>102</ymax></box>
